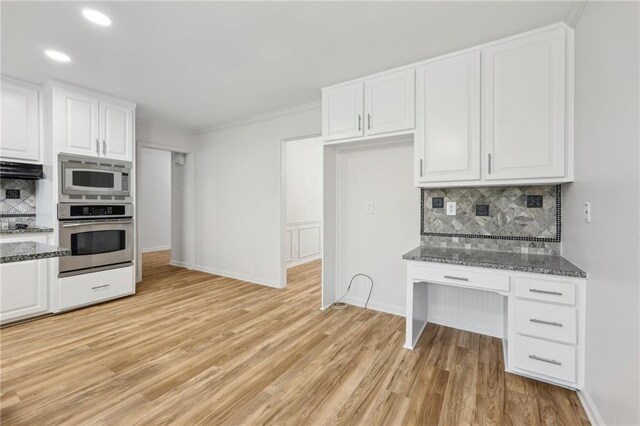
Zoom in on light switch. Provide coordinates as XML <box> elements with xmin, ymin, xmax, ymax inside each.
<box><xmin>584</xmin><ymin>202</ymin><xmax>591</xmax><ymax>223</ymax></box>
<box><xmin>446</xmin><ymin>202</ymin><xmax>456</xmax><ymax>216</ymax></box>
<box><xmin>366</xmin><ymin>202</ymin><xmax>374</xmax><ymax>214</ymax></box>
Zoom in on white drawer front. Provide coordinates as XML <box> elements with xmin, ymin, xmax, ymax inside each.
<box><xmin>59</xmin><ymin>266</ymin><xmax>134</xmax><ymax>310</ymax></box>
<box><xmin>410</xmin><ymin>264</ymin><xmax>510</xmax><ymax>292</ymax></box>
<box><xmin>515</xmin><ymin>277</ymin><xmax>576</xmax><ymax>305</ymax></box>
<box><xmin>516</xmin><ymin>299</ymin><xmax>577</xmax><ymax>344</ymax></box>
<box><xmin>514</xmin><ymin>335</ymin><xmax>576</xmax><ymax>383</ymax></box>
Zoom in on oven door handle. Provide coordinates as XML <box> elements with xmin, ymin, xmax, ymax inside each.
<box><xmin>61</xmin><ymin>219</ymin><xmax>133</xmax><ymax>228</ymax></box>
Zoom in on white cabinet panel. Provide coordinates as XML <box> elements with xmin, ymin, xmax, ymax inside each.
<box><xmin>416</xmin><ymin>52</ymin><xmax>480</xmax><ymax>183</ymax></box>
<box><xmin>58</xmin><ymin>265</ymin><xmax>134</xmax><ymax>311</ymax></box>
<box><xmin>516</xmin><ymin>299</ymin><xmax>577</xmax><ymax>344</ymax></box>
<box><xmin>0</xmin><ymin>259</ymin><xmax>48</xmax><ymax>323</ymax></box>
<box><xmin>364</xmin><ymin>69</ymin><xmax>415</xmax><ymax>136</ymax></box>
<box><xmin>100</xmin><ymin>101</ymin><xmax>133</xmax><ymax>161</ymax></box>
<box><xmin>1</xmin><ymin>78</ymin><xmax>40</xmax><ymax>162</ymax></box>
<box><xmin>514</xmin><ymin>334</ymin><xmax>576</xmax><ymax>383</ymax></box>
<box><xmin>483</xmin><ymin>28</ymin><xmax>567</xmax><ymax>181</ymax></box>
<box><xmin>59</xmin><ymin>88</ymin><xmax>100</xmax><ymax>157</ymax></box>
<box><xmin>322</xmin><ymin>82</ymin><xmax>364</xmax><ymax>141</ymax></box>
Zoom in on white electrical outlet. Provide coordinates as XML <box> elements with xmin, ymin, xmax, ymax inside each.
<box><xmin>584</xmin><ymin>202</ymin><xmax>591</xmax><ymax>223</ymax></box>
<box><xmin>446</xmin><ymin>202</ymin><xmax>456</xmax><ymax>216</ymax></box>
<box><xmin>249</xmin><ymin>268</ymin><xmax>256</xmax><ymax>278</ymax></box>
<box><xmin>366</xmin><ymin>201</ymin><xmax>374</xmax><ymax>214</ymax></box>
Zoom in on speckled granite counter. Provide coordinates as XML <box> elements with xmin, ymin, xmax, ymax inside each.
<box><xmin>0</xmin><ymin>241</ymin><xmax>71</xmax><ymax>264</ymax></box>
<box><xmin>403</xmin><ymin>246</ymin><xmax>587</xmax><ymax>278</ymax></box>
<box><xmin>0</xmin><ymin>226</ymin><xmax>54</xmax><ymax>235</ymax></box>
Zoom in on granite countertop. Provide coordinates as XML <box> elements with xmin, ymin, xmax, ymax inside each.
<box><xmin>403</xmin><ymin>246</ymin><xmax>587</xmax><ymax>278</ymax></box>
<box><xmin>0</xmin><ymin>241</ymin><xmax>71</xmax><ymax>264</ymax></box>
<box><xmin>0</xmin><ymin>225</ymin><xmax>55</xmax><ymax>235</ymax></box>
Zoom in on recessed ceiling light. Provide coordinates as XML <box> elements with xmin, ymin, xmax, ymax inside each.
<box><xmin>45</xmin><ymin>50</ymin><xmax>71</xmax><ymax>62</ymax></box>
<box><xmin>82</xmin><ymin>9</ymin><xmax>112</xmax><ymax>26</ymax></box>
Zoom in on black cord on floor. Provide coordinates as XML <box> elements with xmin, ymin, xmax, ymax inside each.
<box><xmin>330</xmin><ymin>273</ymin><xmax>374</xmax><ymax>310</ymax></box>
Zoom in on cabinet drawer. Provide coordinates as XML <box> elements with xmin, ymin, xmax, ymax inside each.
<box><xmin>516</xmin><ymin>299</ymin><xmax>577</xmax><ymax>344</ymax></box>
<box><xmin>515</xmin><ymin>277</ymin><xmax>576</xmax><ymax>305</ymax></box>
<box><xmin>514</xmin><ymin>335</ymin><xmax>576</xmax><ymax>383</ymax></box>
<box><xmin>59</xmin><ymin>266</ymin><xmax>134</xmax><ymax>311</ymax></box>
<box><xmin>410</xmin><ymin>265</ymin><xmax>510</xmax><ymax>292</ymax></box>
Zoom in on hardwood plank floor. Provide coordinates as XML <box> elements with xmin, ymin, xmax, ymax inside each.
<box><xmin>0</xmin><ymin>250</ymin><xmax>589</xmax><ymax>425</ymax></box>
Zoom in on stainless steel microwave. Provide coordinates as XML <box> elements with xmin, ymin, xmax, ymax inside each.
<box><xmin>60</xmin><ymin>154</ymin><xmax>131</xmax><ymax>202</ymax></box>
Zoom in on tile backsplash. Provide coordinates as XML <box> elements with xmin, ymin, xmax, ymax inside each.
<box><xmin>421</xmin><ymin>185</ymin><xmax>561</xmax><ymax>255</ymax></box>
<box><xmin>0</xmin><ymin>179</ymin><xmax>37</xmax><ymax>227</ymax></box>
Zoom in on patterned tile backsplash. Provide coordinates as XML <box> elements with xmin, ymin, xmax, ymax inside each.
<box><xmin>1</xmin><ymin>179</ymin><xmax>37</xmax><ymax>227</ymax></box>
<box><xmin>421</xmin><ymin>185</ymin><xmax>562</xmax><ymax>255</ymax></box>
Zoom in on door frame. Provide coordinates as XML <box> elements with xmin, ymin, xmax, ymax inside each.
<box><xmin>135</xmin><ymin>141</ymin><xmax>196</xmax><ymax>282</ymax></box>
<box><xmin>279</xmin><ymin>133</ymin><xmax>322</xmax><ymax>288</ymax></box>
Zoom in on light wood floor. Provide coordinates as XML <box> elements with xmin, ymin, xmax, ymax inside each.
<box><xmin>0</xmin><ymin>250</ymin><xmax>589</xmax><ymax>425</ymax></box>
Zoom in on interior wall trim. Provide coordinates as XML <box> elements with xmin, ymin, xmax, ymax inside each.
<box><xmin>577</xmin><ymin>389</ymin><xmax>605</xmax><ymax>426</ymax></box>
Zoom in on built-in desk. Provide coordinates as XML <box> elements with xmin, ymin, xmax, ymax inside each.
<box><xmin>403</xmin><ymin>246</ymin><xmax>587</xmax><ymax>390</ymax></box>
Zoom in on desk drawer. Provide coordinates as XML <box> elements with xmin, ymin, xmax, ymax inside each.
<box><xmin>515</xmin><ymin>277</ymin><xmax>576</xmax><ymax>305</ymax></box>
<box><xmin>516</xmin><ymin>299</ymin><xmax>577</xmax><ymax>344</ymax></box>
<box><xmin>411</xmin><ymin>265</ymin><xmax>510</xmax><ymax>292</ymax></box>
<box><xmin>514</xmin><ymin>335</ymin><xmax>576</xmax><ymax>383</ymax></box>
<box><xmin>59</xmin><ymin>266</ymin><xmax>134</xmax><ymax>311</ymax></box>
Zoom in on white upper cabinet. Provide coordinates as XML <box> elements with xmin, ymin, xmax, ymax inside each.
<box><xmin>59</xmin><ymin>88</ymin><xmax>100</xmax><ymax>157</ymax></box>
<box><xmin>322</xmin><ymin>69</ymin><xmax>415</xmax><ymax>142</ymax></box>
<box><xmin>100</xmin><ymin>101</ymin><xmax>133</xmax><ymax>161</ymax></box>
<box><xmin>55</xmin><ymin>84</ymin><xmax>135</xmax><ymax>161</ymax></box>
<box><xmin>482</xmin><ymin>28</ymin><xmax>568</xmax><ymax>182</ymax></box>
<box><xmin>0</xmin><ymin>77</ymin><xmax>41</xmax><ymax>162</ymax></box>
<box><xmin>322</xmin><ymin>82</ymin><xmax>364</xmax><ymax>141</ymax></box>
<box><xmin>416</xmin><ymin>51</ymin><xmax>480</xmax><ymax>184</ymax></box>
<box><xmin>364</xmin><ymin>69</ymin><xmax>415</xmax><ymax>136</ymax></box>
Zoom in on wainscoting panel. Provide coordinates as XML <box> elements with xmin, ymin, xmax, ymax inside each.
<box><xmin>287</xmin><ymin>220</ymin><xmax>322</xmax><ymax>268</ymax></box>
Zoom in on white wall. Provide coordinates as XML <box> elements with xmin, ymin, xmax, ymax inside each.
<box><xmin>139</xmin><ymin>148</ymin><xmax>172</xmax><ymax>252</ymax></box>
<box><xmin>136</xmin><ymin>118</ymin><xmax>196</xmax><ymax>152</ymax></box>
<box><xmin>171</xmin><ymin>153</ymin><xmax>188</xmax><ymax>266</ymax></box>
<box><xmin>336</xmin><ymin>141</ymin><xmax>419</xmax><ymax>315</ymax></box>
<box><xmin>562</xmin><ymin>3</ymin><xmax>640</xmax><ymax>425</ymax></box>
<box><xmin>286</xmin><ymin>137</ymin><xmax>323</xmax><ymax>223</ymax></box>
<box><xmin>194</xmin><ymin>107</ymin><xmax>321</xmax><ymax>287</ymax></box>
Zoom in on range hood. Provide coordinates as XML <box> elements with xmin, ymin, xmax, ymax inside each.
<box><xmin>0</xmin><ymin>161</ymin><xmax>44</xmax><ymax>180</ymax></box>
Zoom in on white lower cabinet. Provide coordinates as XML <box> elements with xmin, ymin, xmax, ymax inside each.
<box><xmin>0</xmin><ymin>259</ymin><xmax>49</xmax><ymax>323</ymax></box>
<box><xmin>58</xmin><ymin>265</ymin><xmax>134</xmax><ymax>311</ymax></box>
<box><xmin>406</xmin><ymin>261</ymin><xmax>586</xmax><ymax>389</ymax></box>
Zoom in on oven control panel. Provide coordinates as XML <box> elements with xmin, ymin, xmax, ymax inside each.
<box><xmin>58</xmin><ymin>203</ymin><xmax>133</xmax><ymax>220</ymax></box>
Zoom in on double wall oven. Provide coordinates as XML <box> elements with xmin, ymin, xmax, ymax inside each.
<box><xmin>58</xmin><ymin>155</ymin><xmax>134</xmax><ymax>277</ymax></box>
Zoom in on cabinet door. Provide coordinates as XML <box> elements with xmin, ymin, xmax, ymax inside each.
<box><xmin>483</xmin><ymin>28</ymin><xmax>567</xmax><ymax>181</ymax></box>
<box><xmin>416</xmin><ymin>52</ymin><xmax>480</xmax><ymax>183</ymax></box>
<box><xmin>100</xmin><ymin>101</ymin><xmax>133</xmax><ymax>161</ymax></box>
<box><xmin>59</xmin><ymin>89</ymin><xmax>100</xmax><ymax>157</ymax></box>
<box><xmin>0</xmin><ymin>259</ymin><xmax>48</xmax><ymax>323</ymax></box>
<box><xmin>322</xmin><ymin>82</ymin><xmax>364</xmax><ymax>141</ymax></box>
<box><xmin>364</xmin><ymin>69</ymin><xmax>415</xmax><ymax>136</ymax></box>
<box><xmin>0</xmin><ymin>78</ymin><xmax>40</xmax><ymax>162</ymax></box>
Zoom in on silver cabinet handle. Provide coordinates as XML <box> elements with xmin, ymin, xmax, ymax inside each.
<box><xmin>488</xmin><ymin>153</ymin><xmax>492</xmax><ymax>174</ymax></box>
<box><xmin>62</xmin><ymin>219</ymin><xmax>133</xmax><ymax>227</ymax></box>
<box><xmin>91</xmin><ymin>284</ymin><xmax>110</xmax><ymax>290</ymax></box>
<box><xmin>529</xmin><ymin>289</ymin><xmax>563</xmax><ymax>296</ymax></box>
<box><xmin>444</xmin><ymin>275</ymin><xmax>469</xmax><ymax>282</ymax></box>
<box><xmin>529</xmin><ymin>354</ymin><xmax>562</xmax><ymax>366</ymax></box>
<box><xmin>419</xmin><ymin>158</ymin><xmax>423</xmax><ymax>177</ymax></box>
<box><xmin>367</xmin><ymin>113</ymin><xmax>371</xmax><ymax>130</ymax></box>
<box><xmin>96</xmin><ymin>139</ymin><xmax>100</xmax><ymax>155</ymax></box>
<box><xmin>102</xmin><ymin>140</ymin><xmax>107</xmax><ymax>155</ymax></box>
<box><xmin>358</xmin><ymin>115</ymin><xmax>361</xmax><ymax>131</ymax></box>
<box><xmin>530</xmin><ymin>318</ymin><xmax>563</xmax><ymax>327</ymax></box>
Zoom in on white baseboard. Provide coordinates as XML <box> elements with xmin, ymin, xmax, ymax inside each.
<box><xmin>141</xmin><ymin>245</ymin><xmax>170</xmax><ymax>253</ymax></box>
<box><xmin>193</xmin><ymin>265</ymin><xmax>282</xmax><ymax>289</ymax></box>
<box><xmin>340</xmin><ymin>296</ymin><xmax>404</xmax><ymax>317</ymax></box>
<box><xmin>426</xmin><ymin>315</ymin><xmax>503</xmax><ymax>338</ymax></box>
<box><xmin>286</xmin><ymin>255</ymin><xmax>321</xmax><ymax>269</ymax></box>
<box><xmin>169</xmin><ymin>259</ymin><xmax>189</xmax><ymax>268</ymax></box>
<box><xmin>577</xmin><ymin>389</ymin><xmax>605</xmax><ymax>426</ymax></box>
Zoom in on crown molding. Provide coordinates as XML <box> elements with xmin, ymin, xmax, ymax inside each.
<box><xmin>195</xmin><ymin>100</ymin><xmax>321</xmax><ymax>134</ymax></box>
<box><xmin>565</xmin><ymin>1</ymin><xmax>587</xmax><ymax>28</ymax></box>
<box><xmin>135</xmin><ymin>116</ymin><xmax>197</xmax><ymax>135</ymax></box>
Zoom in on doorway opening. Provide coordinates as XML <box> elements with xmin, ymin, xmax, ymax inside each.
<box><xmin>137</xmin><ymin>145</ymin><xmax>194</xmax><ymax>283</ymax></box>
<box><xmin>281</xmin><ymin>135</ymin><xmax>323</xmax><ymax>288</ymax></box>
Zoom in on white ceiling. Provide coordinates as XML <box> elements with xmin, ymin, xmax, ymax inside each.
<box><xmin>2</xmin><ymin>1</ymin><xmax>577</xmax><ymax>132</ymax></box>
